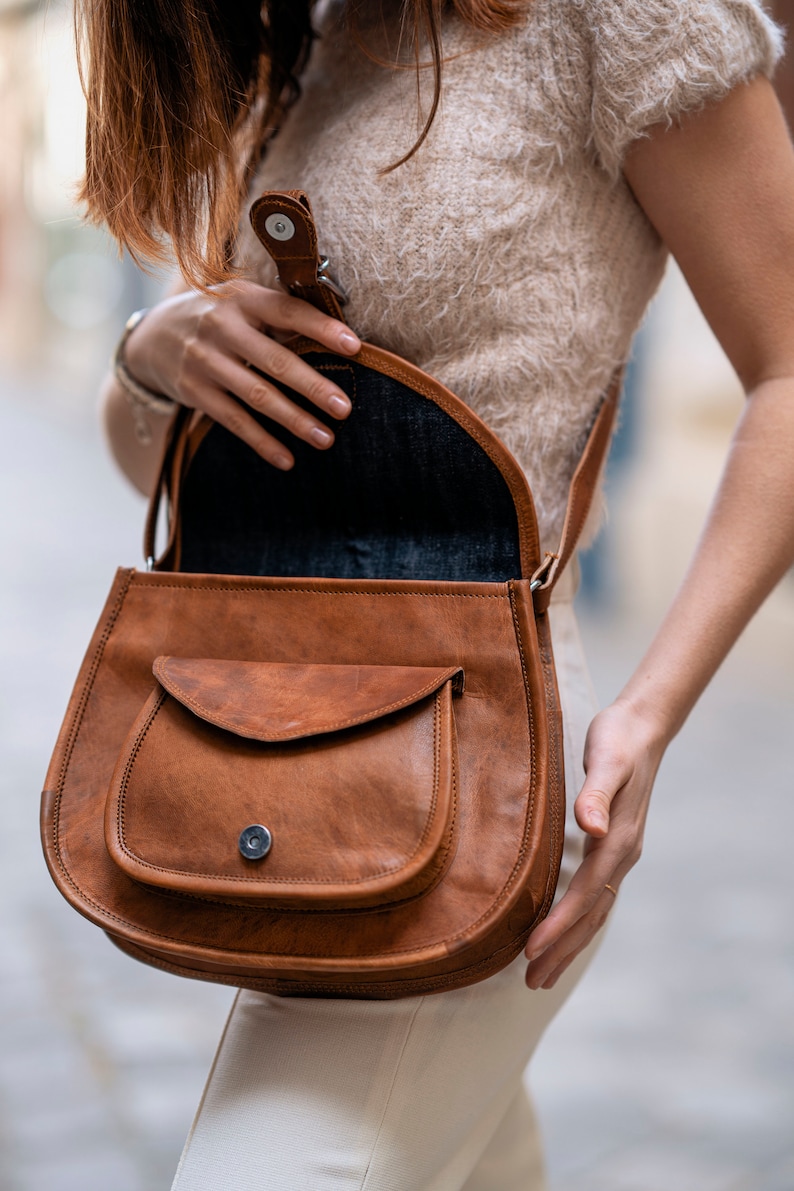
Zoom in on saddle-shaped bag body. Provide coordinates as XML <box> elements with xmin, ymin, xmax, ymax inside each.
<box><xmin>41</xmin><ymin>192</ymin><xmax>617</xmax><ymax>998</ymax></box>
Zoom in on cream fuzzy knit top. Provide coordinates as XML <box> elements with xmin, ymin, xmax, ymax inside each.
<box><xmin>238</xmin><ymin>0</ymin><xmax>782</xmax><ymax>551</ymax></box>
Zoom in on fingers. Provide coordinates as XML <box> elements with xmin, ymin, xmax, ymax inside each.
<box><xmin>125</xmin><ymin>279</ymin><xmax>365</xmax><ymax>470</ymax></box>
<box><xmin>525</xmin><ymin>847</ymin><xmax>619</xmax><ymax>960</ymax></box>
<box><xmin>522</xmin><ymin>702</ymin><xmax>664</xmax><ymax>990</ymax></box>
<box><xmin>183</xmin><ymin>379</ymin><xmax>298</xmax><ymax>471</ymax></box>
<box><xmin>525</xmin><ymin>880</ymin><xmax>618</xmax><ymax>990</ymax></box>
<box><xmin>575</xmin><ymin>785</ymin><xmax>612</xmax><ymax>837</ymax></box>
<box><xmin>523</xmin><ymin>814</ymin><xmax>642</xmax><ymax>990</ymax></box>
<box><xmin>163</xmin><ymin>282</ymin><xmax>361</xmax><ymax>468</ymax></box>
<box><xmin>531</xmin><ymin>924</ymin><xmax>606</xmax><ymax>991</ymax></box>
<box><xmin>187</xmin><ymin>350</ymin><xmax>343</xmax><ymax>470</ymax></box>
<box><xmin>574</xmin><ymin>743</ymin><xmax>631</xmax><ymax>837</ymax></box>
<box><xmin>205</xmin><ymin>285</ymin><xmax>357</xmax><ymax>425</ymax></box>
<box><xmin>234</xmin><ymin>282</ymin><xmax>361</xmax><ymax>356</ymax></box>
<box><xmin>523</xmin><ymin>788</ymin><xmax>638</xmax><ymax>990</ymax></box>
<box><xmin>230</xmin><ymin>322</ymin><xmax>353</xmax><ymax>422</ymax></box>
<box><xmin>522</xmin><ymin>799</ymin><xmax>645</xmax><ymax>990</ymax></box>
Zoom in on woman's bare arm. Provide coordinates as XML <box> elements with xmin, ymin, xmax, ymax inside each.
<box><xmin>526</xmin><ymin>76</ymin><xmax>794</xmax><ymax>987</ymax></box>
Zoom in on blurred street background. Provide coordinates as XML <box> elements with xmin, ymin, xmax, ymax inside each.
<box><xmin>0</xmin><ymin>1</ymin><xmax>792</xmax><ymax>1188</ymax></box>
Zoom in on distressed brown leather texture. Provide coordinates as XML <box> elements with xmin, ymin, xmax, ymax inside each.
<box><xmin>150</xmin><ymin>657</ymin><xmax>464</xmax><ymax>741</ymax></box>
<box><xmin>40</xmin><ymin>191</ymin><xmax>617</xmax><ymax>999</ymax></box>
<box><xmin>42</xmin><ymin>561</ymin><xmax>561</xmax><ymax>996</ymax></box>
<box><xmin>105</xmin><ymin>663</ymin><xmax>461</xmax><ymax>908</ymax></box>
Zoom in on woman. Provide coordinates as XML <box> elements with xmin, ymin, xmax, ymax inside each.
<box><xmin>82</xmin><ymin>0</ymin><xmax>794</xmax><ymax>1186</ymax></box>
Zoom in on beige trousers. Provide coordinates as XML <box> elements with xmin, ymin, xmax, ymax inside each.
<box><xmin>172</xmin><ymin>582</ymin><xmax>599</xmax><ymax>1191</ymax></box>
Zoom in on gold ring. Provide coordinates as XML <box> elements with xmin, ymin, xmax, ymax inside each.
<box><xmin>604</xmin><ymin>883</ymin><xmax>618</xmax><ymax>897</ymax></box>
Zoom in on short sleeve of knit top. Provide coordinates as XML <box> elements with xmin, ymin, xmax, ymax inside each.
<box><xmin>586</xmin><ymin>0</ymin><xmax>783</xmax><ymax>176</ymax></box>
<box><xmin>239</xmin><ymin>0</ymin><xmax>782</xmax><ymax>551</ymax></box>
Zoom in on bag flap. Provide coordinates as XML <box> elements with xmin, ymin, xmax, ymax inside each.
<box><xmin>152</xmin><ymin>656</ymin><xmax>464</xmax><ymax>741</ymax></box>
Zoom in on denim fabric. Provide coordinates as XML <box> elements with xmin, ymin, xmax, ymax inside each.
<box><xmin>178</xmin><ymin>353</ymin><xmax>522</xmax><ymax>582</ymax></box>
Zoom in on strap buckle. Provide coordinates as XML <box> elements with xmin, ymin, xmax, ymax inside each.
<box><xmin>316</xmin><ymin>257</ymin><xmax>348</xmax><ymax>305</ymax></box>
<box><xmin>530</xmin><ymin>553</ymin><xmax>557</xmax><ymax>592</ymax></box>
<box><xmin>281</xmin><ymin>256</ymin><xmax>348</xmax><ymax>306</ymax></box>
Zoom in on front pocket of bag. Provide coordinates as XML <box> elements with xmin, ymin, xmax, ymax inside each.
<box><xmin>105</xmin><ymin>658</ymin><xmax>462</xmax><ymax>909</ymax></box>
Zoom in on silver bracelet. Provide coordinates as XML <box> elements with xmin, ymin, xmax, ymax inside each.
<box><xmin>113</xmin><ymin>308</ymin><xmax>175</xmax><ymax>445</ymax></box>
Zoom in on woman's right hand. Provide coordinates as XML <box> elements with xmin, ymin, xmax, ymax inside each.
<box><xmin>123</xmin><ymin>279</ymin><xmax>361</xmax><ymax>471</ymax></box>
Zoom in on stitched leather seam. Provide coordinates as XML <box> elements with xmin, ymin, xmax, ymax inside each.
<box><xmin>536</xmin><ymin>616</ymin><xmax>564</xmax><ymax>920</ymax></box>
<box><xmin>542</xmin><ymin>622</ymin><xmax>558</xmax><ymax>886</ymax></box>
<box><xmin>133</xmin><ymin>581</ymin><xmax>504</xmax><ymax>599</ymax></box>
<box><xmin>266</xmin><ymin>251</ymin><xmax>315</xmax><ymax>261</ymax></box>
<box><xmin>113</xmin><ymin>931</ymin><xmax>526</xmax><ymax>995</ymax></box>
<box><xmin>56</xmin><ymin>832</ymin><xmax>527</xmax><ymax>958</ymax></box>
<box><xmin>155</xmin><ymin>664</ymin><xmax>461</xmax><ymax>741</ymax></box>
<box><xmin>545</xmin><ymin>632</ymin><xmax>561</xmax><ymax>903</ymax></box>
<box><xmin>508</xmin><ymin>583</ymin><xmax>539</xmax><ymax>891</ymax></box>
<box><xmin>184</xmin><ymin>727</ymin><xmax>459</xmax><ymax>912</ymax></box>
<box><xmin>315</xmin><ymin>363</ymin><xmax>356</xmax><ymax>408</ymax></box>
<box><xmin>59</xmin><ymin>696</ymin><xmax>534</xmax><ymax>957</ymax></box>
<box><xmin>113</xmin><ymin>687</ymin><xmax>166</xmax><ymax>874</ymax></box>
<box><xmin>50</xmin><ymin>571</ymin><xmax>134</xmax><ymax>861</ymax></box>
<box><xmin>125</xmin><ymin>669</ymin><xmax>534</xmax><ymax>953</ymax></box>
<box><xmin>115</xmin><ymin>690</ymin><xmax>449</xmax><ymax>888</ymax></box>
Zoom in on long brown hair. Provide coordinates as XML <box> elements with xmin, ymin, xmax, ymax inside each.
<box><xmin>76</xmin><ymin>0</ymin><xmax>525</xmax><ymax>288</ymax></box>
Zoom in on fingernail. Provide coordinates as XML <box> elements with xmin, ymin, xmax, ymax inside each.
<box><xmin>310</xmin><ymin>426</ymin><xmax>333</xmax><ymax>447</ymax></box>
<box><xmin>274</xmin><ymin>454</ymin><xmax>293</xmax><ymax>471</ymax></box>
<box><xmin>592</xmin><ymin>813</ymin><xmax>608</xmax><ymax>832</ymax></box>
<box><xmin>329</xmin><ymin>394</ymin><xmax>351</xmax><ymax>417</ymax></box>
<box><xmin>339</xmin><ymin>331</ymin><xmax>360</xmax><ymax>352</ymax></box>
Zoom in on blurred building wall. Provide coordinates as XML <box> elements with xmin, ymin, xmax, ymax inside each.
<box><xmin>0</xmin><ymin>0</ymin><xmax>159</xmax><ymax>407</ymax></box>
<box><xmin>0</xmin><ymin>0</ymin><xmax>46</xmax><ymax>368</ymax></box>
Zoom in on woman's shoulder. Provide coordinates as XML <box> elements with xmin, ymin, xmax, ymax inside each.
<box><xmin>543</xmin><ymin>0</ymin><xmax>784</xmax><ymax>176</ymax></box>
<box><xmin>572</xmin><ymin>0</ymin><xmax>782</xmax><ymax>74</ymax></box>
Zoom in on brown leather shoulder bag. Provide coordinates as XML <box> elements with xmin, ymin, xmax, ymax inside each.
<box><xmin>40</xmin><ymin>192</ymin><xmax>617</xmax><ymax>999</ymax></box>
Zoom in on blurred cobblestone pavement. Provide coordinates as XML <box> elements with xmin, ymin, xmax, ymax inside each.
<box><xmin>1</xmin><ymin>381</ymin><xmax>792</xmax><ymax>1191</ymax></box>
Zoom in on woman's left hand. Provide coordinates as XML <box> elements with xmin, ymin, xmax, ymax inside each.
<box><xmin>524</xmin><ymin>699</ymin><xmax>666</xmax><ymax>989</ymax></box>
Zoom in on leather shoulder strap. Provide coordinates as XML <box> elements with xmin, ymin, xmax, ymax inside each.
<box><xmin>249</xmin><ymin>191</ymin><xmax>346</xmax><ymax>322</ymax></box>
<box><xmin>142</xmin><ymin>404</ymin><xmax>193</xmax><ymax>568</ymax></box>
<box><xmin>530</xmin><ymin>372</ymin><xmax>621</xmax><ymax>613</ymax></box>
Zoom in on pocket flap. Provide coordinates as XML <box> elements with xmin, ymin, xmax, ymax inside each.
<box><xmin>153</xmin><ymin>656</ymin><xmax>464</xmax><ymax>742</ymax></box>
<box><xmin>107</xmin><ymin>660</ymin><xmax>463</xmax><ymax>908</ymax></box>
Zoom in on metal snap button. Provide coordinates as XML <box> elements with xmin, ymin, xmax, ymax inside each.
<box><xmin>264</xmin><ymin>213</ymin><xmax>296</xmax><ymax>242</ymax></box>
<box><xmin>238</xmin><ymin>824</ymin><xmax>273</xmax><ymax>861</ymax></box>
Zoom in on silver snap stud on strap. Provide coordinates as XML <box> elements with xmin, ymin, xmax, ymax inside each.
<box><xmin>239</xmin><ymin>825</ymin><xmax>273</xmax><ymax>861</ymax></box>
<box><xmin>264</xmin><ymin>213</ymin><xmax>296</xmax><ymax>241</ymax></box>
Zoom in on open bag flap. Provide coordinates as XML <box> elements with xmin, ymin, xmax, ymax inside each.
<box><xmin>152</xmin><ymin>656</ymin><xmax>465</xmax><ymax>742</ymax></box>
